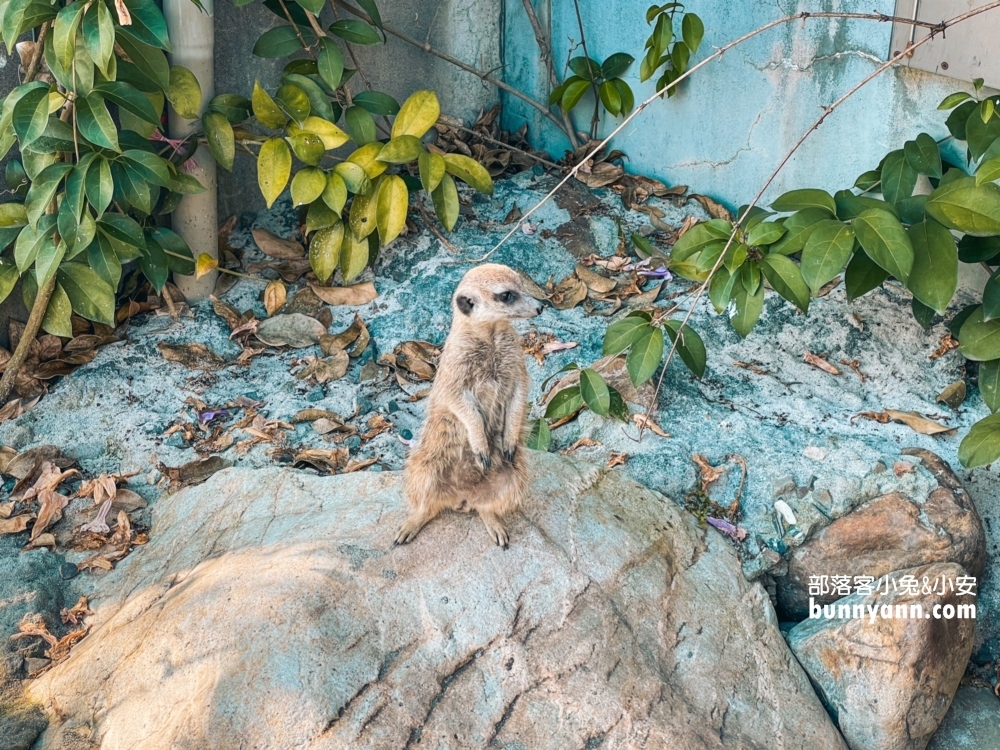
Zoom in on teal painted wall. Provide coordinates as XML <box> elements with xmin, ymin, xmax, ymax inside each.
<box><xmin>501</xmin><ymin>0</ymin><xmax>983</xmax><ymax>209</ymax></box>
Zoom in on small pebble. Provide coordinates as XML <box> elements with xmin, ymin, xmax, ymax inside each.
<box><xmin>345</xmin><ymin>436</ymin><xmax>362</xmax><ymax>450</ymax></box>
<box><xmin>399</xmin><ymin>429</ymin><xmax>413</xmax><ymax>441</ymax></box>
<box><xmin>771</xmin><ymin>475</ymin><xmax>795</xmax><ymax>497</ymax></box>
<box><xmin>59</xmin><ymin>562</ymin><xmax>79</xmax><ymax>580</ymax></box>
<box><xmin>165</xmin><ymin>433</ymin><xmax>187</xmax><ymax>448</ymax></box>
<box><xmin>387</xmin><ymin>400</ymin><xmax>399</xmax><ymax>414</ymax></box>
<box><xmin>306</xmin><ymin>387</ymin><xmax>325</xmax><ymax>403</ymax></box>
<box><xmin>357</xmin><ymin>398</ymin><xmax>373</xmax><ymax>414</ymax></box>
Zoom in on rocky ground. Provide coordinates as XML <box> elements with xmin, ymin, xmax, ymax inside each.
<box><xmin>1</xmin><ymin>171</ymin><xmax>999</xmax><ymax>747</ymax></box>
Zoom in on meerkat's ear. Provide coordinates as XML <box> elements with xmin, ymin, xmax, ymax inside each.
<box><xmin>456</xmin><ymin>295</ymin><xmax>474</xmax><ymax>315</ymax></box>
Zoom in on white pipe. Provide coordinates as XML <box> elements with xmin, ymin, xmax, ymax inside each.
<box><xmin>164</xmin><ymin>0</ymin><xmax>218</xmax><ymax>301</ymax></box>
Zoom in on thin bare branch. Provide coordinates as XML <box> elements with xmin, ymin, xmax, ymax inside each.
<box><xmin>22</xmin><ymin>21</ymin><xmax>51</xmax><ymax>83</ymax></box>
<box><xmin>570</xmin><ymin>0</ymin><xmax>602</xmax><ymax>139</ymax></box>
<box><xmin>520</xmin><ymin>0</ymin><xmax>579</xmax><ymax>148</ymax></box>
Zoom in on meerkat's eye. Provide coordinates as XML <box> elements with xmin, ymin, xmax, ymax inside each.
<box><xmin>496</xmin><ymin>290</ymin><xmax>519</xmax><ymax>304</ymax></box>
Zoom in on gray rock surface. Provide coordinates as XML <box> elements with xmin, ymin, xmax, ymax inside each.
<box><xmin>776</xmin><ymin>450</ymin><xmax>986</xmax><ymax>620</ymax></box>
<box><xmin>28</xmin><ymin>452</ymin><xmax>846</xmax><ymax>750</ymax></box>
<box><xmin>788</xmin><ymin>562</ymin><xmax>977</xmax><ymax>750</ymax></box>
<box><xmin>927</xmin><ymin>686</ymin><xmax>1000</xmax><ymax>750</ymax></box>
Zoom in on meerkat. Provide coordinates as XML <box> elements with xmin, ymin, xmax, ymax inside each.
<box><xmin>395</xmin><ymin>263</ymin><xmax>543</xmax><ymax>548</ymax></box>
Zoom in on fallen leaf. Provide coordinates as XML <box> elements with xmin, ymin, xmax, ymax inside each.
<box><xmin>158</xmin><ymin>342</ymin><xmax>227</xmax><ymax>370</ymax></box>
<box><xmin>295</xmin><ymin>351</ymin><xmax>349</xmax><ymax>384</ymax></box>
<box><xmin>255</xmin><ymin>314</ymin><xmax>327</xmax><ymax>348</ymax></box>
<box><xmin>516</xmin><ymin>271</ymin><xmax>549</xmax><ymax>301</ymax></box>
<box><xmin>284</xmin><ymin>286</ymin><xmax>325</xmax><ymax>316</ymax></box>
<box><xmin>290</xmin><ymin>447</ymin><xmax>349</xmax><ymax>473</ymax></box>
<box><xmin>575</xmin><ymin>160</ymin><xmax>624</xmax><ymax>188</ymax></box>
<box><xmin>605</xmin><ymin>452</ymin><xmax>628</xmax><ymax>468</ymax></box>
<box><xmin>391</xmin><ymin>340</ymin><xmax>441</xmax><ymax>381</ymax></box>
<box><xmin>312</xmin><ymin>418</ymin><xmax>342</xmax><ymax>435</ymax></box>
<box><xmin>210</xmin><ymin>295</ymin><xmax>242</xmax><ymax>329</ymax></box>
<box><xmin>4</xmin><ymin>446</ymin><xmax>72</xmax><ymax>479</ymax></box>
<box><xmin>362</xmin><ymin>414</ymin><xmax>393</xmax><ymax>441</ymax></box>
<box><xmin>549</xmin><ymin>273</ymin><xmax>588</xmax><ymax>310</ymax></box>
<box><xmin>692</xmin><ymin>454</ymin><xmax>726</xmax><ymax>493</ymax></box>
<box><xmin>0</xmin><ymin>445</ymin><xmax>18</xmax><ymax>473</ymax></box>
<box><xmin>930</xmin><ymin>334</ymin><xmax>960</xmax><ymax>360</ymax></box>
<box><xmin>633</xmin><ymin>413</ymin><xmax>670</xmax><ymax>437</ymax></box>
<box><xmin>803</xmin><ymin>352</ymin><xmax>841</xmax><ymax>376</ymax></box>
<box><xmin>31</xmin><ymin>489</ymin><xmax>69</xmax><ymax>541</ymax></box>
<box><xmin>885</xmin><ymin>409</ymin><xmax>956</xmax><ymax>436</ymax></box>
<box><xmin>562</xmin><ymin>437</ymin><xmax>601</xmax><ymax>453</ymax></box>
<box><xmin>936</xmin><ymin>380</ymin><xmax>967</xmax><ymax>409</ymax></box>
<box><xmin>25</xmin><ymin>533</ymin><xmax>55</xmax><ymax>549</ymax></box>
<box><xmin>575</xmin><ymin>264</ymin><xmax>616</xmax><ymax>294</ymax></box>
<box><xmin>291</xmin><ymin>408</ymin><xmax>345</xmax><ymax>424</ymax></box>
<box><xmin>894</xmin><ymin>461</ymin><xmax>917</xmax><ymax>477</ymax></box>
<box><xmin>60</xmin><ymin>596</ymin><xmax>93</xmax><ymax>626</ymax></box>
<box><xmin>195</xmin><ymin>253</ymin><xmax>219</xmax><ymax>279</ymax></box>
<box><xmin>264</xmin><ymin>280</ymin><xmax>287</xmax><ymax>316</ymax></box>
<box><xmin>0</xmin><ymin>501</ymin><xmax>12</xmax><ymax>518</ymax></box>
<box><xmin>157</xmin><ymin>456</ymin><xmax>232</xmax><ymax>489</ymax></box>
<box><xmin>344</xmin><ymin>456</ymin><xmax>379</xmax><ymax>473</ymax></box>
<box><xmin>320</xmin><ymin>314</ymin><xmax>368</xmax><ymax>358</ymax></box>
<box><xmin>252</xmin><ymin>228</ymin><xmax>305</xmax><ymax>259</ymax></box>
<box><xmin>0</xmin><ymin>515</ymin><xmax>33</xmax><ymax>534</ymax></box>
<box><xmin>691</xmin><ymin>194</ymin><xmax>733</xmax><ymax>221</ymax></box>
<box><xmin>309</xmin><ymin>282</ymin><xmax>378</xmax><ymax>306</ymax></box>
<box><xmin>816</xmin><ymin>277</ymin><xmax>841</xmax><ymax>297</ymax></box>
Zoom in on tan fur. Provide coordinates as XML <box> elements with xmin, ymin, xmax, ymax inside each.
<box><xmin>396</xmin><ymin>264</ymin><xmax>543</xmax><ymax>547</ymax></box>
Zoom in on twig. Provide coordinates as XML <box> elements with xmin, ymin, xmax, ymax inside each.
<box><xmin>520</xmin><ymin>0</ymin><xmax>579</xmax><ymax>148</ymax></box>
<box><xmin>635</xmin><ymin>2</ymin><xmax>1000</xmax><ymax>438</ymax></box>
<box><xmin>570</xmin><ymin>0</ymin><xmax>601</xmax><ymax>140</ymax></box>
<box><xmin>277</xmin><ymin>0</ymin><xmax>314</xmax><ymax>57</ymax></box>
<box><xmin>473</xmin><ymin>9</ymin><xmax>968</xmax><ymax>264</ymax></box>
<box><xmin>447</xmin><ymin>123</ymin><xmax>564</xmax><ymax>170</ymax></box>
<box><xmin>330</xmin><ymin>0</ymin><xmax>569</xmax><ymax>136</ymax></box>
<box><xmin>22</xmin><ymin>21</ymin><xmax>51</xmax><ymax>83</ymax></box>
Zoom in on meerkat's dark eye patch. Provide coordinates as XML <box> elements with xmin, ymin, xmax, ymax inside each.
<box><xmin>456</xmin><ymin>295</ymin><xmax>475</xmax><ymax>315</ymax></box>
<box><xmin>495</xmin><ymin>290</ymin><xmax>519</xmax><ymax>304</ymax></box>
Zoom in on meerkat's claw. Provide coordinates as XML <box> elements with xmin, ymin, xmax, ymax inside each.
<box><xmin>395</xmin><ymin>512</ymin><xmax>433</xmax><ymax>545</ymax></box>
<box><xmin>502</xmin><ymin>445</ymin><xmax>517</xmax><ymax>463</ymax></box>
<box><xmin>480</xmin><ymin>512</ymin><xmax>509</xmax><ymax>547</ymax></box>
<box><xmin>477</xmin><ymin>452</ymin><xmax>492</xmax><ymax>471</ymax></box>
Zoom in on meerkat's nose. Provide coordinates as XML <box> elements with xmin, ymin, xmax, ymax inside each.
<box><xmin>533</xmin><ymin>300</ymin><xmax>544</xmax><ymax>315</ymax></box>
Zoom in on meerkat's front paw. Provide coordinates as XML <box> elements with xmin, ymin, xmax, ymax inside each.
<box><xmin>480</xmin><ymin>512</ymin><xmax>509</xmax><ymax>548</ymax></box>
<box><xmin>394</xmin><ymin>512</ymin><xmax>431</xmax><ymax>545</ymax></box>
<box><xmin>502</xmin><ymin>444</ymin><xmax>518</xmax><ymax>463</ymax></box>
<box><xmin>477</xmin><ymin>452</ymin><xmax>492</xmax><ymax>471</ymax></box>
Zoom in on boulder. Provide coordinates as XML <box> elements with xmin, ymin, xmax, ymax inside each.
<box><xmin>776</xmin><ymin>450</ymin><xmax>985</xmax><ymax>620</ymax></box>
<box><xmin>927</xmin><ymin>686</ymin><xmax>1000</xmax><ymax>749</ymax></box>
<box><xmin>787</xmin><ymin>562</ymin><xmax>976</xmax><ymax>750</ymax></box>
<box><xmin>28</xmin><ymin>453</ymin><xmax>846</xmax><ymax>750</ymax></box>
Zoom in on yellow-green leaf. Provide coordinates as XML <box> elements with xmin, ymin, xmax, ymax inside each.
<box><xmin>257</xmin><ymin>137</ymin><xmax>292</xmax><ymax>208</ymax></box>
<box><xmin>289</xmin><ymin>116</ymin><xmax>350</xmax><ymax>150</ymax></box>
<box><xmin>432</xmin><ymin>173</ymin><xmax>459</xmax><ymax>231</ymax></box>
<box><xmin>391</xmin><ymin>89</ymin><xmax>440</xmax><ymax>139</ymax></box>
<box><xmin>348</xmin><ymin>143</ymin><xmax>388</xmax><ymax>180</ymax></box>
<box><xmin>419</xmin><ymin>151</ymin><xmax>445</xmax><ymax>192</ymax></box>
<box><xmin>349</xmin><ymin>180</ymin><xmax>379</xmax><ymax>239</ymax></box>
<box><xmin>376</xmin><ymin>135</ymin><xmax>424</xmax><ymax>164</ymax></box>
<box><xmin>287</xmin><ymin>132</ymin><xmax>324</xmax><ymax>166</ymax></box>
<box><xmin>291</xmin><ymin>167</ymin><xmax>327</xmax><ymax>207</ymax></box>
<box><xmin>322</xmin><ymin>172</ymin><xmax>348</xmax><ymax>214</ymax></box>
<box><xmin>310</xmin><ymin>222</ymin><xmax>344</xmax><ymax>283</ymax></box>
<box><xmin>167</xmin><ymin>66</ymin><xmax>202</xmax><ymax>120</ymax></box>
<box><xmin>443</xmin><ymin>153</ymin><xmax>493</xmax><ymax>194</ymax></box>
<box><xmin>333</xmin><ymin>162</ymin><xmax>371</xmax><ymax>194</ymax></box>
<box><xmin>202</xmin><ymin>111</ymin><xmax>235</xmax><ymax>170</ymax></box>
<box><xmin>252</xmin><ymin>81</ymin><xmax>288</xmax><ymax>129</ymax></box>
<box><xmin>341</xmin><ymin>227</ymin><xmax>370</xmax><ymax>283</ymax></box>
<box><xmin>376</xmin><ymin>175</ymin><xmax>408</xmax><ymax>245</ymax></box>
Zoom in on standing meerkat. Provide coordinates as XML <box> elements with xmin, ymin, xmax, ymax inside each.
<box><xmin>395</xmin><ymin>263</ymin><xmax>543</xmax><ymax>547</ymax></box>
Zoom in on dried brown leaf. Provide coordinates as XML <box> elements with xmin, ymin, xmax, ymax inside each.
<box><xmin>930</xmin><ymin>335</ymin><xmax>960</xmax><ymax>360</ymax></box>
<box><xmin>252</xmin><ymin>228</ymin><xmax>305</xmax><ymax>259</ymax></box>
<box><xmin>856</xmin><ymin>410</ymin><xmax>956</xmax><ymax>436</ymax></box>
<box><xmin>691</xmin><ymin>194</ymin><xmax>733</xmax><ymax>221</ymax></box>
<box><xmin>633</xmin><ymin>413</ymin><xmax>670</xmax><ymax>437</ymax></box>
<box><xmin>264</xmin><ymin>280</ymin><xmax>287</xmax><ymax>316</ymax></box>
<box><xmin>549</xmin><ymin>274</ymin><xmax>588</xmax><ymax>310</ymax></box>
<box><xmin>309</xmin><ymin>282</ymin><xmax>378</xmax><ymax>306</ymax></box>
<box><xmin>0</xmin><ymin>515</ymin><xmax>33</xmax><ymax>534</ymax></box>
<box><xmin>157</xmin><ymin>456</ymin><xmax>232</xmax><ymax>489</ymax></box>
<box><xmin>61</xmin><ymin>596</ymin><xmax>93</xmax><ymax>626</ymax></box>
<box><xmin>210</xmin><ymin>295</ymin><xmax>242</xmax><ymax>330</ymax></box>
<box><xmin>575</xmin><ymin>264</ymin><xmax>616</xmax><ymax>294</ymax></box>
<box><xmin>692</xmin><ymin>454</ymin><xmax>727</xmax><ymax>493</ymax></box>
<box><xmin>605</xmin><ymin>452</ymin><xmax>628</xmax><ymax>468</ymax></box>
<box><xmin>936</xmin><ymin>380</ymin><xmax>967</xmax><ymax>409</ymax></box>
<box><xmin>291</xmin><ymin>408</ymin><xmax>345</xmax><ymax>424</ymax></box>
<box><xmin>158</xmin><ymin>342</ymin><xmax>226</xmax><ymax>370</ymax></box>
<box><xmin>803</xmin><ymin>352</ymin><xmax>841</xmax><ymax>376</ymax></box>
<box><xmin>296</xmin><ymin>351</ymin><xmax>350</xmax><ymax>384</ymax></box>
<box><xmin>255</xmin><ymin>314</ymin><xmax>327</xmax><ymax>348</ymax></box>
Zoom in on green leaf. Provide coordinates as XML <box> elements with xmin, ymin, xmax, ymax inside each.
<box><xmin>317</xmin><ymin>38</ymin><xmax>345</xmax><ymax>90</ymax></box>
<box><xmin>12</xmin><ymin>83</ymin><xmax>51</xmax><ymax>149</ymax></box>
<box><xmin>309</xmin><ymin>222</ymin><xmax>343</xmax><ymax>283</ymax></box>
<box><xmin>526</xmin><ymin>419</ymin><xmax>551</xmax><ymax>451</ymax></box>
<box><xmin>252</xmin><ymin>81</ymin><xmax>289</xmax><ymax>129</ymax></box>
<box><xmin>852</xmin><ymin>209</ymin><xmax>913</xmax><ymax>283</ymax></box>
<box><xmin>306</xmin><ymin>200</ymin><xmax>338</xmax><ymax>234</ymax></box>
<box><xmin>740</xmin><ymin>260</ymin><xmax>761</xmax><ymax>295</ymax></box>
<box><xmin>612</xmin><ymin>79</ymin><xmax>634</xmax><ymax>113</ymax></box>
<box><xmin>880</xmin><ymin>149</ymin><xmax>918</xmax><ymax>205</ymax></box>
<box><xmin>377</xmin><ymin>135</ymin><xmax>424</xmax><ymax>164</ymax></box>
<box><xmin>760</xmin><ymin>253</ymin><xmax>810</xmax><ymax>312</ymax></box>
<box><xmin>289</xmin><ymin>116</ymin><xmax>349</xmax><ymax>151</ymax></box>
<box><xmin>148</xmin><ymin>227</ymin><xmax>194</xmax><ymax>275</ymax></box>
<box><xmin>333</xmin><ymin>162</ymin><xmax>371</xmax><ymax>194</ymax></box>
<box><xmin>88</xmin><ymin>240</ymin><xmax>122</xmax><ymax>289</ymax></box>
<box><xmin>925</xmin><ymin>176</ymin><xmax>1000</xmax><ymax>236</ymax></box>
<box><xmin>376</xmin><ymin>175</ymin><xmax>408</xmax><ymax>246</ymax></box>
<box><xmin>976</xmin><ymin>154</ymin><xmax>1000</xmax><ymax>187</ymax></box>
<box><xmin>966</xmin><ymin>101</ymin><xmax>1000</xmax><ymax>161</ymax></box>
<box><xmin>25</xmin><ymin>163</ymin><xmax>72</xmax><ymax>226</ymax></box>
<box><xmin>76</xmin><ymin>93</ymin><xmax>119</xmax><ymax>151</ymax></box>
<box><xmin>93</xmin><ymin>81</ymin><xmax>161</xmax><ymax>124</ymax></box>
<box><xmin>443</xmin><ymin>154</ymin><xmax>493</xmax><ymax>194</ymax></box>
<box><xmin>835</xmin><ymin>191</ymin><xmax>899</xmax><ymax>222</ymax></box>
<box><xmin>949</xmin><ymin>304</ymin><xmax>979</xmax><ymax>340</ymax></box>
<box><xmin>82</xmin><ymin>1</ymin><xmax>115</xmax><ymax>76</ymax></box>
<box><xmin>960</xmin><ymin>307</ymin><xmax>1000</xmax><ymax>361</ymax></box>
<box><xmin>682</xmin><ymin>13</ymin><xmax>704</xmax><ymax>53</ymax></box>
<box><xmin>579</xmin><ymin>368</ymin><xmax>611</xmax><ymax>416</ymax></box>
<box><xmin>349</xmin><ymin>181</ymin><xmax>379</xmax><ymax>239</ymax></box>
<box><xmin>959</xmin><ymin>234</ymin><xmax>1000</xmax><ymax>264</ymax></box>
<box><xmin>202</xmin><ymin>111</ymin><xmax>235</xmax><ymax>171</ymax></box>
<box><xmin>800</xmin><ymin>220</ymin><xmax>854</xmax><ymax>293</ymax></box>
<box><xmin>708</xmin><ymin>267</ymin><xmax>738</xmax><ymax>312</ymax></box>
<box><xmin>15</xmin><ymin>219</ymin><xmax>56</xmax><ymax>272</ymax></box>
<box><xmin>419</xmin><ymin>151</ymin><xmax>446</xmax><ymax>193</ymax></box>
<box><xmin>626</xmin><ymin>326</ymin><xmax>663</xmax><ymax>386</ymax></box>
<box><xmin>258</xmin><ymin>137</ymin><xmax>292</xmax><ymax>209</ymax></box>
<box><xmin>3</xmin><ymin>0</ymin><xmax>56</xmax><ymax>51</ymax></box>
<box><xmin>329</xmin><ymin>19</ymin><xmax>381</xmax><ymax>45</ymax></box>
<box><xmin>603</xmin><ymin>315</ymin><xmax>652</xmax><ymax>355</ymax></box>
<box><xmin>671</xmin><ymin>41</ymin><xmax>690</xmax><ymax>73</ymax></box>
<box><xmin>287</xmin><ymin>132</ymin><xmax>324</xmax><ymax>166</ymax></box>
<box><xmin>946</xmin><ymin>100</ymin><xmax>977</xmax><ymax>141</ymax></box>
<box><xmin>601</xmin><ymin>52</ymin><xmax>634</xmax><ymax>79</ymax></box>
<box><xmin>121</xmin><ymin>150</ymin><xmax>171</xmax><ymax>187</ymax></box>
<box><xmin>353</xmin><ymin>91</ymin><xmax>400</xmax><ymax>116</ymax></box>
<box><xmin>560</xmin><ymin>78</ymin><xmax>590</xmax><ymax>112</ymax></box>
<box><xmin>769</xmin><ymin>208</ymin><xmax>831</xmax><ymax>255</ymax></box>
<box><xmin>938</xmin><ymin>91</ymin><xmax>972</xmax><ymax>110</ymax></box>
<box><xmin>854</xmin><ymin>170</ymin><xmax>881</xmax><ymax>191</ymax></box>
<box><xmin>432</xmin><ymin>173</ymin><xmax>459</xmax><ymax>231</ymax></box>
<box><xmin>906</xmin><ymin>219</ymin><xmax>957</xmax><ymax>315</ymax></box>
<box><xmin>670</xmin><ymin>219</ymin><xmax>731</xmax><ymax>261</ymax></box>
<box><xmin>291</xmin><ymin>167</ymin><xmax>328</xmax><ymax>207</ymax></box>
<box><xmin>958</xmin><ymin>413</ymin><xmax>1000</xmax><ymax>468</ymax></box>
<box><xmin>345</xmin><ymin>105</ymin><xmax>377</xmax><ymax>146</ymax></box>
<box><xmin>322</xmin><ymin>172</ymin><xmax>348</xmax><ymax>214</ymax></box>
<box><xmin>85</xmin><ymin>157</ymin><xmax>113</xmax><ymax>215</ymax></box>
<box><xmin>0</xmin><ymin>257</ymin><xmax>18</xmax><ymax>305</ymax></box>
<box><xmin>903</xmin><ymin>133</ymin><xmax>942</xmax><ymax>179</ymax></box>
<box><xmin>912</xmin><ymin>297</ymin><xmax>935</xmax><ymax>329</ymax></box>
<box><xmin>663</xmin><ymin>319</ymin><xmax>707</xmax><ymax>377</ymax></box>
<box><xmin>392</xmin><ymin>90</ymin><xmax>439</xmax><ymax>139</ymax></box>
<box><xmin>544</xmin><ymin>386</ymin><xmax>583</xmax><ymax>419</ymax></box>
<box><xmin>274</xmin><ymin>83</ymin><xmax>310</xmax><ymax>125</ymax></box>
<box><xmin>115</xmin><ymin>33</ymin><xmax>170</xmax><ymax>92</ymax></box>
<box><xmin>746</xmin><ymin>220</ymin><xmax>786</xmax><ymax>248</ymax></box>
<box><xmin>53</xmin><ymin>1</ymin><xmax>87</xmax><ymax>73</ymax></box>
<box><xmin>598</xmin><ymin>81</ymin><xmax>621</xmax><ymax>116</ymax></box>
<box><xmin>979</xmin><ymin>359</ymin><xmax>1000</xmax><ymax>413</ymax></box>
<box><xmin>41</xmin><ymin>281</ymin><xmax>74</xmax><ymax>338</ymax></box>
<box><xmin>731</xmin><ymin>283</ymin><xmax>764</xmax><ymax>338</ymax></box>
<box><xmin>771</xmin><ymin>189</ymin><xmax>836</xmax><ymax>215</ymax></box>
<box><xmin>281</xmin><ymin>73</ymin><xmax>335</xmax><ymax>122</ymax></box>
<box><xmin>57</xmin><ymin>262</ymin><xmax>114</xmax><ymax>325</ymax></box>
<box><xmin>568</xmin><ymin>56</ymin><xmax>602</xmax><ymax>81</ymax></box>
<box><xmin>35</xmin><ymin>238</ymin><xmax>66</xmax><ymax>290</ymax></box>
<box><xmin>253</xmin><ymin>25</ymin><xmax>313</xmax><ymax>58</ymax></box>
<box><xmin>295</xmin><ymin>0</ymin><xmax>325</xmax><ymax>13</ymax></box>
<box><xmin>167</xmin><ymin>65</ymin><xmax>202</xmax><ymax>119</ymax></box>
<box><xmin>340</xmin><ymin>226</ymin><xmax>370</xmax><ymax>283</ymax></box>
<box><xmin>984</xmin><ymin>268</ymin><xmax>1000</xmax><ymax>323</ymax></box>
<box><xmin>121</xmin><ymin>0</ymin><xmax>172</xmax><ymax>51</ymax></box>
<box><xmin>97</xmin><ymin>212</ymin><xmax>145</xmax><ymax>252</ymax></box>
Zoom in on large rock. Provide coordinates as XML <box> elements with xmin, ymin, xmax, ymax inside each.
<box><xmin>787</xmin><ymin>562</ymin><xmax>976</xmax><ymax>750</ymax></box>
<box><xmin>776</xmin><ymin>450</ymin><xmax>985</xmax><ymax>620</ymax></box>
<box><xmin>927</xmin><ymin>686</ymin><xmax>1000</xmax><ymax>749</ymax></box>
<box><xmin>28</xmin><ymin>453</ymin><xmax>846</xmax><ymax>749</ymax></box>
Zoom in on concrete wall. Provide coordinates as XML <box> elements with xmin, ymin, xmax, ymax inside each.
<box><xmin>501</xmin><ymin>0</ymin><xmax>993</xmax><ymax>210</ymax></box>
<box><xmin>214</xmin><ymin>0</ymin><xmax>501</xmax><ymax>218</ymax></box>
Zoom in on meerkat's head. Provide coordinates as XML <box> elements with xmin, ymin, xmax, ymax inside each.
<box><xmin>452</xmin><ymin>264</ymin><xmax>543</xmax><ymax>325</ymax></box>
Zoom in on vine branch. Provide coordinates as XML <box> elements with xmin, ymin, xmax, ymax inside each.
<box><xmin>520</xmin><ymin>0</ymin><xmax>580</xmax><ymax>148</ymax></box>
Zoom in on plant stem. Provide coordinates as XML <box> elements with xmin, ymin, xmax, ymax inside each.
<box><xmin>22</xmin><ymin>21</ymin><xmax>51</xmax><ymax>83</ymax></box>
<box><xmin>329</xmin><ymin>0</ymin><xmax>570</xmax><ymax>137</ymax></box>
<box><xmin>277</xmin><ymin>0</ymin><xmax>314</xmax><ymax>56</ymax></box>
<box><xmin>570</xmin><ymin>0</ymin><xmax>601</xmax><ymax>140</ymax></box>
<box><xmin>519</xmin><ymin>0</ymin><xmax>579</xmax><ymax>148</ymax></box>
